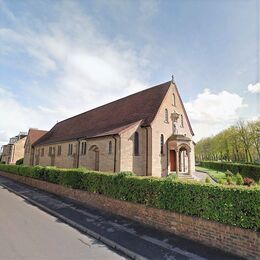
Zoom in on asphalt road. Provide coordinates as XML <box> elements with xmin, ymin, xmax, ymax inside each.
<box><xmin>0</xmin><ymin>184</ymin><xmax>125</xmax><ymax>260</ymax></box>
<box><xmin>0</xmin><ymin>175</ymin><xmax>242</xmax><ymax>260</ymax></box>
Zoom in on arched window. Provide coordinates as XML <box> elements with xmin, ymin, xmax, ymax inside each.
<box><xmin>134</xmin><ymin>132</ymin><xmax>139</xmax><ymax>155</ymax></box>
<box><xmin>173</xmin><ymin>93</ymin><xmax>176</xmax><ymax>106</ymax></box>
<box><xmin>181</xmin><ymin>114</ymin><xmax>184</xmax><ymax>127</ymax></box>
<box><xmin>108</xmin><ymin>141</ymin><xmax>112</xmax><ymax>154</ymax></box>
<box><xmin>165</xmin><ymin>109</ymin><xmax>168</xmax><ymax>123</ymax></box>
<box><xmin>160</xmin><ymin>134</ymin><xmax>164</xmax><ymax>155</ymax></box>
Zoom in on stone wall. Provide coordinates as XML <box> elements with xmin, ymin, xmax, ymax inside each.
<box><xmin>0</xmin><ymin>171</ymin><xmax>258</xmax><ymax>259</ymax></box>
<box><xmin>151</xmin><ymin>82</ymin><xmax>195</xmax><ymax>176</ymax></box>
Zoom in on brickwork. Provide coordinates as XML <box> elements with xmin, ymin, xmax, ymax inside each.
<box><xmin>1</xmin><ymin>171</ymin><xmax>258</xmax><ymax>259</ymax></box>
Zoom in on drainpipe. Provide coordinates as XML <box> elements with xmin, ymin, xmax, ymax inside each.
<box><xmin>145</xmin><ymin>127</ymin><xmax>149</xmax><ymax>176</ymax></box>
<box><xmin>76</xmin><ymin>139</ymin><xmax>81</xmax><ymax>168</ymax></box>
<box><xmin>11</xmin><ymin>144</ymin><xmax>15</xmax><ymax>164</ymax></box>
<box><xmin>166</xmin><ymin>141</ymin><xmax>169</xmax><ymax>176</ymax></box>
<box><xmin>112</xmin><ymin>135</ymin><xmax>117</xmax><ymax>173</ymax></box>
<box><xmin>31</xmin><ymin>146</ymin><xmax>35</xmax><ymax>166</ymax></box>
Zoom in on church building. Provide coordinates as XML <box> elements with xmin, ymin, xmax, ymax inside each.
<box><xmin>29</xmin><ymin>79</ymin><xmax>195</xmax><ymax>177</ymax></box>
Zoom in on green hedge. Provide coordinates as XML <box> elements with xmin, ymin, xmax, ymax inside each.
<box><xmin>0</xmin><ymin>164</ymin><xmax>259</xmax><ymax>230</ymax></box>
<box><xmin>200</xmin><ymin>161</ymin><xmax>260</xmax><ymax>182</ymax></box>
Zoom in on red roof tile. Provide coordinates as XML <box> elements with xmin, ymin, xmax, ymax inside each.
<box><xmin>34</xmin><ymin>81</ymin><xmax>171</xmax><ymax>146</ymax></box>
<box><xmin>26</xmin><ymin>129</ymin><xmax>48</xmax><ymax>146</ymax></box>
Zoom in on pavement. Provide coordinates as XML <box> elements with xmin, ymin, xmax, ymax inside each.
<box><xmin>192</xmin><ymin>171</ymin><xmax>217</xmax><ymax>183</ymax></box>
<box><xmin>0</xmin><ymin>175</ymin><xmax>242</xmax><ymax>260</ymax></box>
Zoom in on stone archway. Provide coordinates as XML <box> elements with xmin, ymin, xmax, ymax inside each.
<box><xmin>88</xmin><ymin>145</ymin><xmax>100</xmax><ymax>171</ymax></box>
<box><xmin>177</xmin><ymin>143</ymin><xmax>191</xmax><ymax>174</ymax></box>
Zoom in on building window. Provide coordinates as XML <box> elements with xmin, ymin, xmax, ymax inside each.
<box><xmin>48</xmin><ymin>147</ymin><xmax>52</xmax><ymax>156</ymax></box>
<box><xmin>165</xmin><ymin>109</ymin><xmax>169</xmax><ymax>123</ymax></box>
<box><xmin>160</xmin><ymin>134</ymin><xmax>164</xmax><ymax>155</ymax></box>
<box><xmin>57</xmin><ymin>145</ymin><xmax>61</xmax><ymax>156</ymax></box>
<box><xmin>68</xmin><ymin>144</ymin><xmax>73</xmax><ymax>155</ymax></box>
<box><xmin>81</xmin><ymin>142</ymin><xmax>86</xmax><ymax>155</ymax></box>
<box><xmin>173</xmin><ymin>93</ymin><xmax>176</xmax><ymax>106</ymax></box>
<box><xmin>108</xmin><ymin>141</ymin><xmax>112</xmax><ymax>154</ymax></box>
<box><xmin>134</xmin><ymin>132</ymin><xmax>139</xmax><ymax>155</ymax></box>
<box><xmin>181</xmin><ymin>114</ymin><xmax>184</xmax><ymax>127</ymax></box>
<box><xmin>41</xmin><ymin>148</ymin><xmax>44</xmax><ymax>157</ymax></box>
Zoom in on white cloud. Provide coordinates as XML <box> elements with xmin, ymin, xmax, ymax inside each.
<box><xmin>185</xmin><ymin>89</ymin><xmax>247</xmax><ymax>141</ymax></box>
<box><xmin>248</xmin><ymin>82</ymin><xmax>260</xmax><ymax>93</ymax></box>
<box><xmin>0</xmin><ymin>86</ymin><xmax>60</xmax><ymax>146</ymax></box>
<box><xmin>0</xmin><ymin>1</ymin><xmax>148</xmax><ymax>146</ymax></box>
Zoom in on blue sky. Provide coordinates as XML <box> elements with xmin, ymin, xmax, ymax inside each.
<box><xmin>0</xmin><ymin>0</ymin><xmax>259</xmax><ymax>145</ymax></box>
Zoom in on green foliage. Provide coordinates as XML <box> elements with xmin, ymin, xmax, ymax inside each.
<box><xmin>196</xmin><ymin>120</ymin><xmax>260</xmax><ymax>163</ymax></box>
<box><xmin>236</xmin><ymin>173</ymin><xmax>244</xmax><ymax>185</ymax></box>
<box><xmin>15</xmin><ymin>158</ymin><xmax>24</xmax><ymax>165</ymax></box>
<box><xmin>166</xmin><ymin>173</ymin><xmax>178</xmax><ymax>181</ymax></box>
<box><xmin>200</xmin><ymin>161</ymin><xmax>259</xmax><ymax>182</ymax></box>
<box><xmin>219</xmin><ymin>179</ymin><xmax>225</xmax><ymax>185</ymax></box>
<box><xmin>205</xmin><ymin>176</ymin><xmax>211</xmax><ymax>183</ymax></box>
<box><xmin>226</xmin><ymin>176</ymin><xmax>232</xmax><ymax>185</ymax></box>
<box><xmin>0</xmin><ymin>164</ymin><xmax>259</xmax><ymax>230</ymax></box>
<box><xmin>225</xmin><ymin>170</ymin><xmax>233</xmax><ymax>177</ymax></box>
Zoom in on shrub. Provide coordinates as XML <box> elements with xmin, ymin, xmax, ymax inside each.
<box><xmin>0</xmin><ymin>164</ymin><xmax>259</xmax><ymax>230</ymax></box>
<box><xmin>225</xmin><ymin>170</ymin><xmax>233</xmax><ymax>177</ymax></box>
<box><xmin>16</xmin><ymin>158</ymin><xmax>24</xmax><ymax>165</ymax></box>
<box><xmin>205</xmin><ymin>176</ymin><xmax>211</xmax><ymax>183</ymax></box>
<box><xmin>236</xmin><ymin>173</ymin><xmax>244</xmax><ymax>185</ymax></box>
<box><xmin>218</xmin><ymin>179</ymin><xmax>225</xmax><ymax>185</ymax></box>
<box><xmin>166</xmin><ymin>173</ymin><xmax>178</xmax><ymax>181</ymax></box>
<box><xmin>243</xmin><ymin>177</ymin><xmax>256</xmax><ymax>187</ymax></box>
<box><xmin>226</xmin><ymin>176</ymin><xmax>233</xmax><ymax>185</ymax></box>
<box><xmin>200</xmin><ymin>161</ymin><xmax>259</xmax><ymax>181</ymax></box>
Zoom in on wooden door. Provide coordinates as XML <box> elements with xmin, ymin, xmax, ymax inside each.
<box><xmin>170</xmin><ymin>150</ymin><xmax>176</xmax><ymax>171</ymax></box>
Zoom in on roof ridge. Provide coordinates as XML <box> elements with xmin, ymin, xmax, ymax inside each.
<box><xmin>56</xmin><ymin>81</ymin><xmax>171</xmax><ymax>125</ymax></box>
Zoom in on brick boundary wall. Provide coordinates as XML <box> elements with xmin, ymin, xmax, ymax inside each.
<box><xmin>0</xmin><ymin>171</ymin><xmax>259</xmax><ymax>259</ymax></box>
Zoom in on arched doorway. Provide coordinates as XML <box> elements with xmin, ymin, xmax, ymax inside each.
<box><xmin>88</xmin><ymin>145</ymin><xmax>100</xmax><ymax>171</ymax></box>
<box><xmin>177</xmin><ymin>144</ymin><xmax>191</xmax><ymax>174</ymax></box>
<box><xmin>179</xmin><ymin>147</ymin><xmax>188</xmax><ymax>173</ymax></box>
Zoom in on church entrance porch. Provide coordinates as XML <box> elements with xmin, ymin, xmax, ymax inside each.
<box><xmin>168</xmin><ymin>134</ymin><xmax>192</xmax><ymax>175</ymax></box>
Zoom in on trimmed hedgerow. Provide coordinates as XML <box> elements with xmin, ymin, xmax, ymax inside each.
<box><xmin>200</xmin><ymin>161</ymin><xmax>260</xmax><ymax>182</ymax></box>
<box><xmin>0</xmin><ymin>164</ymin><xmax>259</xmax><ymax>230</ymax></box>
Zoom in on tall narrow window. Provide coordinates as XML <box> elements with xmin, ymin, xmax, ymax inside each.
<box><xmin>181</xmin><ymin>114</ymin><xmax>184</xmax><ymax>127</ymax></box>
<box><xmin>108</xmin><ymin>141</ymin><xmax>112</xmax><ymax>154</ymax></box>
<box><xmin>160</xmin><ymin>134</ymin><xmax>164</xmax><ymax>155</ymax></box>
<box><xmin>68</xmin><ymin>144</ymin><xmax>73</xmax><ymax>155</ymax></box>
<box><xmin>81</xmin><ymin>142</ymin><xmax>86</xmax><ymax>155</ymax></box>
<box><xmin>165</xmin><ymin>109</ymin><xmax>168</xmax><ymax>123</ymax></box>
<box><xmin>48</xmin><ymin>147</ymin><xmax>52</xmax><ymax>156</ymax></box>
<box><xmin>41</xmin><ymin>148</ymin><xmax>44</xmax><ymax>157</ymax></box>
<box><xmin>134</xmin><ymin>132</ymin><xmax>139</xmax><ymax>155</ymax></box>
<box><xmin>173</xmin><ymin>93</ymin><xmax>176</xmax><ymax>106</ymax></box>
<box><xmin>57</xmin><ymin>145</ymin><xmax>61</xmax><ymax>156</ymax></box>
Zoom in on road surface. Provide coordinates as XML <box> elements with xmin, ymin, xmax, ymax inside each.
<box><xmin>0</xmin><ymin>184</ymin><xmax>125</xmax><ymax>260</ymax></box>
<box><xmin>0</xmin><ymin>175</ymin><xmax>242</xmax><ymax>260</ymax></box>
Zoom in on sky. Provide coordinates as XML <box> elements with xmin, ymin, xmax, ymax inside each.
<box><xmin>0</xmin><ymin>0</ymin><xmax>259</xmax><ymax>146</ymax></box>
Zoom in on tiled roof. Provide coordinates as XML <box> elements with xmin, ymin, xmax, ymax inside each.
<box><xmin>27</xmin><ymin>129</ymin><xmax>48</xmax><ymax>145</ymax></box>
<box><xmin>34</xmin><ymin>81</ymin><xmax>171</xmax><ymax>146</ymax></box>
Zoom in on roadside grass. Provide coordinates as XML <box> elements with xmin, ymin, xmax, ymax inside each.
<box><xmin>196</xmin><ymin>166</ymin><xmax>236</xmax><ymax>183</ymax></box>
